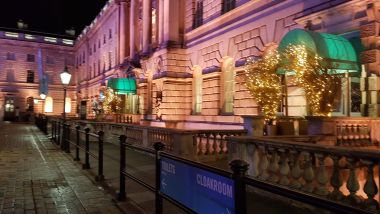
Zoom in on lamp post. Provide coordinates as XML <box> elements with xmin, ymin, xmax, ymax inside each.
<box><xmin>60</xmin><ymin>66</ymin><xmax>72</xmax><ymax>123</ymax></box>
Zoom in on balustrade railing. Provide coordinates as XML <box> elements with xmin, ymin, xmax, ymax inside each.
<box><xmin>229</xmin><ymin>136</ymin><xmax>380</xmax><ymax>213</ymax></box>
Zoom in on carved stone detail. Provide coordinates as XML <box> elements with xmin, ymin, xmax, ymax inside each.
<box><xmin>360</xmin><ymin>22</ymin><xmax>377</xmax><ymax>38</ymax></box>
<box><xmin>361</xmin><ymin>50</ymin><xmax>377</xmax><ymax>64</ymax></box>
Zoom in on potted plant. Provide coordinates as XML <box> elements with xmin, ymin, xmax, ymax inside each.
<box><xmin>244</xmin><ymin>50</ymin><xmax>282</xmax><ymax>135</ymax></box>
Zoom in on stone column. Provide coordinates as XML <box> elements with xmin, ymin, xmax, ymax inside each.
<box><xmin>158</xmin><ymin>0</ymin><xmax>164</xmax><ymax>45</ymax></box>
<box><xmin>360</xmin><ymin>3</ymin><xmax>380</xmax><ymax>116</ymax></box>
<box><xmin>142</xmin><ymin>0</ymin><xmax>152</xmax><ymax>54</ymax></box>
<box><xmin>162</xmin><ymin>0</ymin><xmax>180</xmax><ymax>45</ymax></box>
<box><xmin>129</xmin><ymin>0</ymin><xmax>137</xmax><ymax>59</ymax></box>
<box><xmin>119</xmin><ymin>0</ymin><xmax>130</xmax><ymax>63</ymax></box>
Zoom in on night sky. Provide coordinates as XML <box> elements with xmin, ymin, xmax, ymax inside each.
<box><xmin>0</xmin><ymin>0</ymin><xmax>108</xmax><ymax>36</ymax></box>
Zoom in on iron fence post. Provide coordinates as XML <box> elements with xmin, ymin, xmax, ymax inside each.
<box><xmin>61</xmin><ymin>123</ymin><xmax>66</xmax><ymax>150</ymax></box>
<box><xmin>83</xmin><ymin>127</ymin><xmax>91</xmax><ymax>169</ymax></box>
<box><xmin>154</xmin><ymin>142</ymin><xmax>165</xmax><ymax>214</ymax></box>
<box><xmin>57</xmin><ymin>121</ymin><xmax>61</xmax><ymax>145</ymax></box>
<box><xmin>96</xmin><ymin>131</ymin><xmax>105</xmax><ymax>181</ymax></box>
<box><xmin>117</xmin><ymin>135</ymin><xmax>126</xmax><ymax>201</ymax></box>
<box><xmin>230</xmin><ymin>159</ymin><xmax>249</xmax><ymax>214</ymax></box>
<box><xmin>74</xmin><ymin>126</ymin><xmax>80</xmax><ymax>161</ymax></box>
<box><xmin>65</xmin><ymin>124</ymin><xmax>71</xmax><ymax>153</ymax></box>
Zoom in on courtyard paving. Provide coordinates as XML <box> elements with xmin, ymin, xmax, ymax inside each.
<box><xmin>0</xmin><ymin>122</ymin><xmax>122</xmax><ymax>214</ymax></box>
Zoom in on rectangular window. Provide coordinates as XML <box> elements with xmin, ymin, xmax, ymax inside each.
<box><xmin>94</xmin><ymin>43</ymin><xmax>96</xmax><ymax>52</ymax></box>
<box><xmin>83</xmin><ymin>51</ymin><xmax>85</xmax><ymax>63</ymax></box>
<box><xmin>90</xmin><ymin>47</ymin><xmax>92</xmax><ymax>55</ymax></box>
<box><xmin>98</xmin><ymin>60</ymin><xmax>101</xmax><ymax>75</ymax></box>
<box><xmin>98</xmin><ymin>40</ymin><xmax>101</xmax><ymax>48</ymax></box>
<box><xmin>27</xmin><ymin>54</ymin><xmax>35</xmax><ymax>62</ymax></box>
<box><xmin>27</xmin><ymin>70</ymin><xmax>34</xmax><ymax>83</ymax></box>
<box><xmin>193</xmin><ymin>1</ymin><xmax>203</xmax><ymax>29</ymax></box>
<box><xmin>108</xmin><ymin>52</ymin><xmax>112</xmax><ymax>69</ymax></box>
<box><xmin>6</xmin><ymin>52</ymin><xmax>16</xmax><ymax>60</ymax></box>
<box><xmin>46</xmin><ymin>56</ymin><xmax>54</xmax><ymax>64</ymax></box>
<box><xmin>222</xmin><ymin>0</ymin><xmax>236</xmax><ymax>14</ymax></box>
<box><xmin>93</xmin><ymin>62</ymin><xmax>96</xmax><ymax>77</ymax></box>
<box><xmin>109</xmin><ymin>29</ymin><xmax>112</xmax><ymax>39</ymax></box>
<box><xmin>103</xmin><ymin>34</ymin><xmax>106</xmax><ymax>44</ymax></box>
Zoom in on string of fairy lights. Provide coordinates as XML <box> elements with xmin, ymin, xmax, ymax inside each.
<box><xmin>244</xmin><ymin>44</ymin><xmax>341</xmax><ymax>122</ymax></box>
<box><xmin>102</xmin><ymin>88</ymin><xmax>122</xmax><ymax>114</ymax></box>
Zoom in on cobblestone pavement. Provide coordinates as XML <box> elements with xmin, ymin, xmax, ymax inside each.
<box><xmin>0</xmin><ymin>123</ymin><xmax>122</xmax><ymax>214</ymax></box>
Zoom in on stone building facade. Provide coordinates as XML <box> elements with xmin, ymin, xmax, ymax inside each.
<box><xmin>0</xmin><ymin>30</ymin><xmax>75</xmax><ymax>121</ymax></box>
<box><xmin>3</xmin><ymin>0</ymin><xmax>375</xmax><ymax>125</ymax></box>
<box><xmin>72</xmin><ymin>0</ymin><xmax>380</xmax><ymax>127</ymax></box>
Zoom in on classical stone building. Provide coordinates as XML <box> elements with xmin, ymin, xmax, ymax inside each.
<box><xmin>4</xmin><ymin>0</ymin><xmax>376</xmax><ymax>125</ymax></box>
<box><xmin>73</xmin><ymin>0</ymin><xmax>380</xmax><ymax>127</ymax></box>
<box><xmin>0</xmin><ymin>29</ymin><xmax>75</xmax><ymax>121</ymax></box>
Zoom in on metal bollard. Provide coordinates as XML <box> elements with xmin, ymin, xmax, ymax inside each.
<box><xmin>82</xmin><ymin>128</ymin><xmax>91</xmax><ymax>169</ymax></box>
<box><xmin>230</xmin><ymin>160</ymin><xmax>249</xmax><ymax>214</ymax></box>
<box><xmin>153</xmin><ymin>142</ymin><xmax>165</xmax><ymax>214</ymax></box>
<box><xmin>96</xmin><ymin>131</ymin><xmax>105</xmax><ymax>181</ymax></box>
<box><xmin>74</xmin><ymin>126</ymin><xmax>80</xmax><ymax>161</ymax></box>
<box><xmin>117</xmin><ymin>135</ymin><xmax>127</xmax><ymax>201</ymax></box>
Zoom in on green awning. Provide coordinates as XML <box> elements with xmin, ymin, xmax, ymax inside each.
<box><xmin>107</xmin><ymin>78</ymin><xmax>136</xmax><ymax>94</ymax></box>
<box><xmin>277</xmin><ymin>29</ymin><xmax>359</xmax><ymax>74</ymax></box>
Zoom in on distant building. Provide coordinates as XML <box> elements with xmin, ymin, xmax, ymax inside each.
<box><xmin>0</xmin><ymin>29</ymin><xmax>75</xmax><ymax>121</ymax></box>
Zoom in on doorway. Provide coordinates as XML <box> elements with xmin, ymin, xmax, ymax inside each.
<box><xmin>4</xmin><ymin>98</ymin><xmax>15</xmax><ymax>121</ymax></box>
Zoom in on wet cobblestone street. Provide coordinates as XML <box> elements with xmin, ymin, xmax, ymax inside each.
<box><xmin>0</xmin><ymin>123</ymin><xmax>122</xmax><ymax>214</ymax></box>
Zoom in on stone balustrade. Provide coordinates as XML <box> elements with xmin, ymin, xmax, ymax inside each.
<box><xmin>69</xmin><ymin>120</ymin><xmax>246</xmax><ymax>162</ymax></box>
<box><xmin>228</xmin><ymin>136</ymin><xmax>380</xmax><ymax>212</ymax></box>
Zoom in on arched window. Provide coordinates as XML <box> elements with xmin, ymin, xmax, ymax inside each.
<box><xmin>193</xmin><ymin>66</ymin><xmax>202</xmax><ymax>114</ymax></box>
<box><xmin>65</xmin><ymin>97</ymin><xmax>71</xmax><ymax>113</ymax></box>
<box><xmin>44</xmin><ymin>96</ymin><xmax>53</xmax><ymax>113</ymax></box>
<box><xmin>221</xmin><ymin>57</ymin><xmax>235</xmax><ymax>114</ymax></box>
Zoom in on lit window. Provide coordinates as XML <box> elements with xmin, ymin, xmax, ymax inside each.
<box><xmin>5</xmin><ymin>32</ymin><xmax>19</xmax><ymax>38</ymax></box>
<box><xmin>65</xmin><ymin>97</ymin><xmax>71</xmax><ymax>113</ymax></box>
<box><xmin>25</xmin><ymin>34</ymin><xmax>35</xmax><ymax>40</ymax></box>
<box><xmin>44</xmin><ymin>37</ymin><xmax>57</xmax><ymax>43</ymax></box>
<box><xmin>221</xmin><ymin>58</ymin><xmax>235</xmax><ymax>114</ymax></box>
<box><xmin>193</xmin><ymin>67</ymin><xmax>202</xmax><ymax>114</ymax></box>
<box><xmin>44</xmin><ymin>97</ymin><xmax>53</xmax><ymax>113</ymax></box>
<box><xmin>62</xmin><ymin>39</ymin><xmax>74</xmax><ymax>45</ymax></box>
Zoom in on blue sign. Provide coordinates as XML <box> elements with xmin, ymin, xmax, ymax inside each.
<box><xmin>160</xmin><ymin>157</ymin><xmax>235</xmax><ymax>214</ymax></box>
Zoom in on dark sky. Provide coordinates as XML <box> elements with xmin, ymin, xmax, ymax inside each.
<box><xmin>0</xmin><ymin>0</ymin><xmax>108</xmax><ymax>36</ymax></box>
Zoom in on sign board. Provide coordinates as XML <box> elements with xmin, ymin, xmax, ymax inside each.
<box><xmin>160</xmin><ymin>157</ymin><xmax>235</xmax><ymax>214</ymax></box>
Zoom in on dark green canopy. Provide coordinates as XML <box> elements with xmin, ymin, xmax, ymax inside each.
<box><xmin>277</xmin><ymin>29</ymin><xmax>359</xmax><ymax>74</ymax></box>
<box><xmin>107</xmin><ymin>78</ymin><xmax>136</xmax><ymax>94</ymax></box>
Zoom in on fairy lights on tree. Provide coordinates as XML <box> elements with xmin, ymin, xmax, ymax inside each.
<box><xmin>102</xmin><ymin>88</ymin><xmax>122</xmax><ymax>114</ymax></box>
<box><xmin>281</xmin><ymin>44</ymin><xmax>342</xmax><ymax>116</ymax></box>
<box><xmin>244</xmin><ymin>50</ymin><xmax>282</xmax><ymax>124</ymax></box>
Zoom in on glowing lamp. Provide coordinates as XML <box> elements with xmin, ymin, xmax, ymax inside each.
<box><xmin>40</xmin><ymin>93</ymin><xmax>46</xmax><ymax>100</ymax></box>
<box><xmin>33</xmin><ymin>98</ymin><xmax>39</xmax><ymax>104</ymax></box>
<box><xmin>60</xmin><ymin>66</ymin><xmax>72</xmax><ymax>86</ymax></box>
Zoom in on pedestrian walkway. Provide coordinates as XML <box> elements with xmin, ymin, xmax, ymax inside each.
<box><xmin>0</xmin><ymin>123</ymin><xmax>122</xmax><ymax>214</ymax></box>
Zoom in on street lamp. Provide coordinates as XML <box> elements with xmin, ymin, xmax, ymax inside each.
<box><xmin>40</xmin><ymin>93</ymin><xmax>46</xmax><ymax>100</ymax></box>
<box><xmin>60</xmin><ymin>66</ymin><xmax>72</xmax><ymax>122</ymax></box>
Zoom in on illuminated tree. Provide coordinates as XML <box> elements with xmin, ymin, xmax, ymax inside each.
<box><xmin>281</xmin><ymin>44</ymin><xmax>342</xmax><ymax>116</ymax></box>
<box><xmin>244</xmin><ymin>50</ymin><xmax>282</xmax><ymax>124</ymax></box>
<box><xmin>103</xmin><ymin>88</ymin><xmax>122</xmax><ymax>114</ymax></box>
